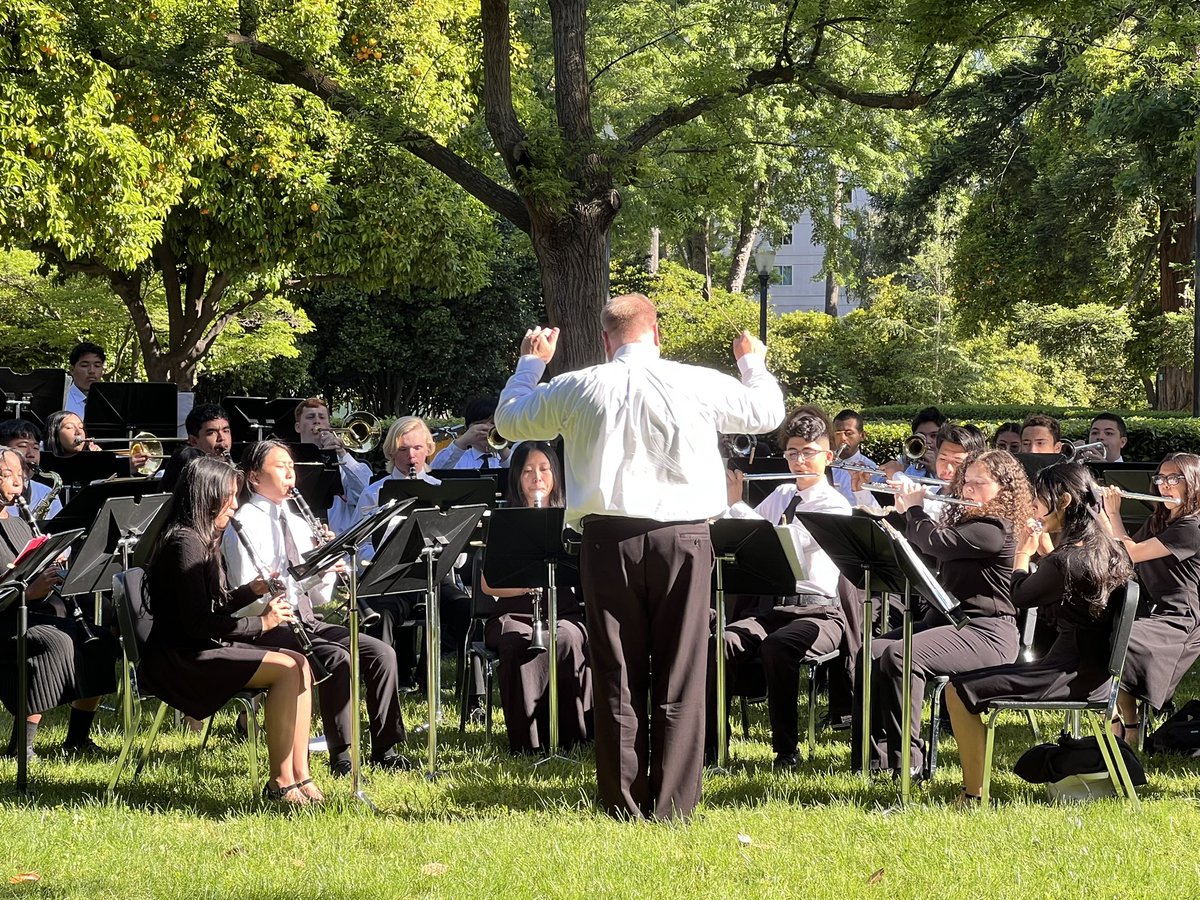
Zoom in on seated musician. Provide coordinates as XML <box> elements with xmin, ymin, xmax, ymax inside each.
<box><xmin>881</xmin><ymin>406</ymin><xmax>945</xmax><ymax>480</ymax></box>
<box><xmin>921</xmin><ymin>423</ymin><xmax>987</xmax><ymax>523</ymax></box>
<box><xmin>142</xmin><ymin>456</ymin><xmax>323</xmax><ymax>806</ymax></box>
<box><xmin>350</xmin><ymin>416</ymin><xmax>470</xmax><ymax>690</ymax></box>
<box><xmin>947</xmin><ymin>463</ymin><xmax>1131</xmax><ymax>806</ymax></box>
<box><xmin>1101</xmin><ymin>452</ymin><xmax>1200</xmax><ymax>745</ymax></box>
<box><xmin>990</xmin><ymin>422</ymin><xmax>1023</xmax><ymax>454</ymax></box>
<box><xmin>858</xmin><ymin>449</ymin><xmax>1034</xmax><ymax>777</ymax></box>
<box><xmin>0</xmin><ymin>419</ymin><xmax>62</xmax><ymax>520</ymax></box>
<box><xmin>64</xmin><ymin>342</ymin><xmax>105</xmax><ymax>419</ymax></box>
<box><xmin>1020</xmin><ymin>413</ymin><xmax>1063</xmax><ymax>455</ymax></box>
<box><xmin>705</xmin><ymin>406</ymin><xmax>852</xmax><ymax>768</ymax></box>
<box><xmin>294</xmin><ymin>398</ymin><xmax>372</xmax><ymax>534</ymax></box>
<box><xmin>1088</xmin><ymin>412</ymin><xmax>1129</xmax><ymax>463</ymax></box>
<box><xmin>478</xmin><ymin>441</ymin><xmax>591</xmax><ymax>753</ymax></box>
<box><xmin>830</xmin><ymin>409</ymin><xmax>875</xmax><ymax>503</ymax></box>
<box><xmin>0</xmin><ymin>448</ymin><xmax>117</xmax><ymax>761</ymax></box>
<box><xmin>43</xmin><ymin>409</ymin><xmax>148</xmax><ymax>477</ymax></box>
<box><xmin>222</xmin><ymin>441</ymin><xmax>410</xmax><ymax>775</ymax></box>
<box><xmin>429</xmin><ymin>396</ymin><xmax>513</xmax><ymax>470</ymax></box>
<box><xmin>160</xmin><ymin>404</ymin><xmax>234</xmax><ymax>493</ymax></box>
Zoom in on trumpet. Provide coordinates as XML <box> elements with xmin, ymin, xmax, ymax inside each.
<box><xmin>318</xmin><ymin>411</ymin><xmax>380</xmax><ymax>453</ymax></box>
<box><xmin>230</xmin><ymin>519</ymin><xmax>332</xmax><ymax>684</ymax></box>
<box><xmin>1061</xmin><ymin>439</ymin><xmax>1107</xmax><ymax>462</ymax></box>
<box><xmin>486</xmin><ymin>426</ymin><xmax>509</xmax><ymax>452</ymax></box>
<box><xmin>903</xmin><ymin>434</ymin><xmax>929</xmax><ymax>462</ymax></box>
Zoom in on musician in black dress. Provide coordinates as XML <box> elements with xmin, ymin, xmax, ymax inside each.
<box><xmin>142</xmin><ymin>456</ymin><xmax>322</xmax><ymax>805</ymax></box>
<box><xmin>1101</xmin><ymin>452</ymin><xmax>1200</xmax><ymax>742</ymax></box>
<box><xmin>222</xmin><ymin>441</ymin><xmax>410</xmax><ymax>775</ymax></box>
<box><xmin>948</xmin><ymin>463</ymin><xmax>1133</xmax><ymax>805</ymax></box>
<box><xmin>860</xmin><ymin>448</ymin><xmax>1034</xmax><ymax>776</ymax></box>
<box><xmin>479</xmin><ymin>441</ymin><xmax>592</xmax><ymax>753</ymax></box>
<box><xmin>0</xmin><ymin>449</ymin><xmax>117</xmax><ymax>761</ymax></box>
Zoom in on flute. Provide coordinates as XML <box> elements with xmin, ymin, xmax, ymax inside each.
<box><xmin>229</xmin><ymin>518</ymin><xmax>333</xmax><ymax>684</ymax></box>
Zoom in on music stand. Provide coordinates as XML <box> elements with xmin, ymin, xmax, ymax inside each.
<box><xmin>60</xmin><ymin>494</ymin><xmax>172</xmax><ymax>597</ymax></box>
<box><xmin>222</xmin><ymin>396</ymin><xmax>272</xmax><ymax>443</ymax></box>
<box><xmin>482</xmin><ymin>506</ymin><xmax>582</xmax><ymax>763</ymax></box>
<box><xmin>84</xmin><ymin>382</ymin><xmax>178</xmax><ymax>440</ymax></box>
<box><xmin>1</xmin><ymin>527</ymin><xmax>84</xmax><ymax>794</ymax></box>
<box><xmin>44</xmin><ymin>479</ymin><xmax>167</xmax><ymax>535</ymax></box>
<box><xmin>430</xmin><ymin>468</ymin><xmax>509</xmax><ymax>501</ymax></box>
<box><xmin>1013</xmin><ymin>453</ymin><xmax>1063</xmax><ymax>483</ymax></box>
<box><xmin>289</xmin><ymin>444</ymin><xmax>343</xmax><ymax>513</ymax></box>
<box><xmin>288</xmin><ymin>497</ymin><xmax>415</xmax><ymax>808</ymax></box>
<box><xmin>0</xmin><ymin>368</ymin><xmax>66</xmax><ymax>428</ymax></box>
<box><xmin>267</xmin><ymin>398</ymin><xmax>306</xmax><ymax>442</ymax></box>
<box><xmin>707</xmin><ymin>518</ymin><xmax>805</xmax><ymax>770</ymax></box>
<box><xmin>360</xmin><ymin>505</ymin><xmax>486</xmax><ymax>779</ymax></box>
<box><xmin>38</xmin><ymin>451</ymin><xmax>130</xmax><ymax>489</ymax></box>
<box><xmin>1094</xmin><ymin>465</ymin><xmax>1162</xmax><ymax>535</ymax></box>
<box><xmin>380</xmin><ymin>478</ymin><xmax>497</xmax><ymax>512</ymax></box>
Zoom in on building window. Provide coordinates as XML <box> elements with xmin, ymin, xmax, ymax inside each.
<box><xmin>774</xmin><ymin>265</ymin><xmax>793</xmax><ymax>286</ymax></box>
<box><xmin>780</xmin><ymin>230</ymin><xmax>793</xmax><ymax>245</ymax></box>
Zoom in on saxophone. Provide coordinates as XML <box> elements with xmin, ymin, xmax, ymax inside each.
<box><xmin>30</xmin><ymin>465</ymin><xmax>63</xmax><ymax>521</ymax></box>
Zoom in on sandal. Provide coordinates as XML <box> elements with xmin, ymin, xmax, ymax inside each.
<box><xmin>296</xmin><ymin>778</ymin><xmax>325</xmax><ymax>803</ymax></box>
<box><xmin>1112</xmin><ymin>718</ymin><xmax>1140</xmax><ymax>743</ymax></box>
<box><xmin>953</xmin><ymin>788</ymin><xmax>981</xmax><ymax>810</ymax></box>
<box><xmin>262</xmin><ymin>780</ymin><xmax>309</xmax><ymax>806</ymax></box>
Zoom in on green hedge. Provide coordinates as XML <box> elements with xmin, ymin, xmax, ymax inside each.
<box><xmin>854</xmin><ymin>403</ymin><xmax>1189</xmax><ymax>422</ymax></box>
<box><xmin>845</xmin><ymin>418</ymin><xmax>1200</xmax><ymax>463</ymax></box>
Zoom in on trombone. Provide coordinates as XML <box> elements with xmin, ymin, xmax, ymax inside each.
<box><xmin>77</xmin><ymin>432</ymin><xmax>175</xmax><ymax>476</ymax></box>
<box><xmin>322</xmin><ymin>411</ymin><xmax>380</xmax><ymax>453</ymax></box>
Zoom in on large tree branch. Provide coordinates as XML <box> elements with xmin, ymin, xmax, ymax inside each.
<box><xmin>479</xmin><ymin>0</ymin><xmax>531</xmax><ymax>182</ymax></box>
<box><xmin>548</xmin><ymin>0</ymin><xmax>594</xmax><ymax>144</ymax></box>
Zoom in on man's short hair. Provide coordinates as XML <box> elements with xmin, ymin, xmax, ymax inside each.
<box><xmin>833</xmin><ymin>409</ymin><xmax>864</xmax><ymax>431</ymax></box>
<box><xmin>779</xmin><ymin>405</ymin><xmax>832</xmax><ymax>448</ymax></box>
<box><xmin>0</xmin><ymin>418</ymin><xmax>41</xmax><ymax>444</ymax></box>
<box><xmin>185</xmin><ymin>403</ymin><xmax>229</xmax><ymax>437</ymax></box>
<box><xmin>463</xmin><ymin>397</ymin><xmax>498</xmax><ymax>427</ymax></box>
<box><xmin>601</xmin><ymin>293</ymin><xmax>657</xmax><ymax>342</ymax></box>
<box><xmin>1090</xmin><ymin>412</ymin><xmax>1128</xmax><ymax>437</ymax></box>
<box><xmin>69</xmin><ymin>342</ymin><xmax>105</xmax><ymax>365</ymax></box>
<box><xmin>1021</xmin><ymin>413</ymin><xmax>1061</xmax><ymax>441</ymax></box>
<box><xmin>937</xmin><ymin>423</ymin><xmax>986</xmax><ymax>455</ymax></box>
<box><xmin>911</xmin><ymin>406</ymin><xmax>947</xmax><ymax>432</ymax></box>
<box><xmin>294</xmin><ymin>397</ymin><xmax>328</xmax><ymax>423</ymax></box>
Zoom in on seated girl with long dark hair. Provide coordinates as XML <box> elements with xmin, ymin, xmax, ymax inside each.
<box><xmin>142</xmin><ymin>456</ymin><xmax>321</xmax><ymax>805</ymax></box>
<box><xmin>947</xmin><ymin>463</ymin><xmax>1133</xmax><ymax>805</ymax></box>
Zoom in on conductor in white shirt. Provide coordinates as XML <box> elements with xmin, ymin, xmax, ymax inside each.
<box><xmin>494</xmin><ymin>293</ymin><xmax>784</xmax><ymax>821</ymax></box>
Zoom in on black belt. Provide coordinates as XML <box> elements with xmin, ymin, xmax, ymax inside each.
<box><xmin>778</xmin><ymin>593</ymin><xmax>838</xmax><ymax>608</ymax></box>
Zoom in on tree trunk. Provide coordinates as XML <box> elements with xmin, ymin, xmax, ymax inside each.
<box><xmin>681</xmin><ymin>221</ymin><xmax>711</xmax><ymax>301</ymax></box>
<box><xmin>824</xmin><ymin>177</ymin><xmax>844</xmax><ymax>317</ymax></box>
<box><xmin>1158</xmin><ymin>206</ymin><xmax>1196</xmax><ymax>410</ymax></box>
<box><xmin>727</xmin><ymin>217</ymin><xmax>758</xmax><ymax>294</ymax></box>
<box><xmin>648</xmin><ymin>227</ymin><xmax>660</xmax><ymax>274</ymax></box>
<box><xmin>530</xmin><ymin>212</ymin><xmax>612</xmax><ymax>374</ymax></box>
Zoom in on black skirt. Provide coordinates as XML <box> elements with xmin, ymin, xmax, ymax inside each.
<box><xmin>0</xmin><ymin>612</ymin><xmax>118</xmax><ymax>716</ymax></box>
<box><xmin>138</xmin><ymin>642</ymin><xmax>268</xmax><ymax>721</ymax></box>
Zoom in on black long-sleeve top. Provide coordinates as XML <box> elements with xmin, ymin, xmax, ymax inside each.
<box><xmin>146</xmin><ymin>527</ymin><xmax>264</xmax><ymax>650</ymax></box>
<box><xmin>904</xmin><ymin>509</ymin><xmax>1016</xmax><ymax>619</ymax></box>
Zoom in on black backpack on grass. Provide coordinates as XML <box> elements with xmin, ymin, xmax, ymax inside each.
<box><xmin>1145</xmin><ymin>699</ymin><xmax>1200</xmax><ymax>757</ymax></box>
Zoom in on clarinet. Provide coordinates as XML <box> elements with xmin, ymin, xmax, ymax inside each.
<box><xmin>12</xmin><ymin>495</ymin><xmax>98</xmax><ymax>643</ymax></box>
<box><xmin>287</xmin><ymin>488</ymin><xmax>381</xmax><ymax>628</ymax></box>
<box><xmin>229</xmin><ymin>518</ymin><xmax>333</xmax><ymax>684</ymax></box>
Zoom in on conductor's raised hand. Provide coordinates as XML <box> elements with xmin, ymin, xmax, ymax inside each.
<box><xmin>732</xmin><ymin>330</ymin><xmax>766</xmax><ymax>361</ymax></box>
<box><xmin>520</xmin><ymin>326</ymin><xmax>560</xmax><ymax>364</ymax></box>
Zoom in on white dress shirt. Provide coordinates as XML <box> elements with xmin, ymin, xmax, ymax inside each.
<box><xmin>65</xmin><ymin>381</ymin><xmax>87</xmax><ymax>419</ymax></box>
<box><xmin>429</xmin><ymin>444</ymin><xmax>510</xmax><ymax>470</ymax></box>
<box><xmin>327</xmin><ymin>453</ymin><xmax>373</xmax><ymax>535</ymax></box>
<box><xmin>740</xmin><ymin>478</ymin><xmax>851</xmax><ymax>597</ymax></box>
<box><xmin>4</xmin><ymin>480</ymin><xmax>63</xmax><ymax>521</ymax></box>
<box><xmin>349</xmin><ymin>469</ymin><xmax>441</xmax><ymax>562</ymax></box>
<box><xmin>494</xmin><ymin>342</ymin><xmax>785</xmax><ymax>531</ymax></box>
<box><xmin>223</xmin><ymin>493</ymin><xmax>334</xmax><ymax>618</ymax></box>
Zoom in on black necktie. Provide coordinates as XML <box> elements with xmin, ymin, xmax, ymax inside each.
<box><xmin>479</xmin><ymin>453</ymin><xmax>492</xmax><ymax>470</ymax></box>
<box><xmin>781</xmin><ymin>492</ymin><xmax>804</xmax><ymax>525</ymax></box>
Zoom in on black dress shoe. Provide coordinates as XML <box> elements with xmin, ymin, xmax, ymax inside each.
<box><xmin>329</xmin><ymin>758</ymin><xmax>353</xmax><ymax>778</ymax></box>
<box><xmin>369</xmin><ymin>753</ymin><xmax>413</xmax><ymax>771</ymax></box>
<box><xmin>773</xmin><ymin>753</ymin><xmax>799</xmax><ymax>770</ymax></box>
<box><xmin>61</xmin><ymin>738</ymin><xmax>107</xmax><ymax>758</ymax></box>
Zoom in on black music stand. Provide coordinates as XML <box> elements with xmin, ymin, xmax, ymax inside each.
<box><xmin>797</xmin><ymin>510</ymin><xmax>964</xmax><ymax>806</ymax></box>
<box><xmin>1</xmin><ymin>528</ymin><xmax>84</xmax><ymax>794</ymax></box>
<box><xmin>38</xmin><ymin>450</ymin><xmax>130</xmax><ymax>488</ymax></box>
<box><xmin>483</xmin><ymin>507</ymin><xmax>581</xmax><ymax>763</ymax></box>
<box><xmin>44</xmin><ymin>479</ymin><xmax>166</xmax><ymax>535</ymax></box>
<box><xmin>708</xmin><ymin>518</ymin><xmax>805</xmax><ymax>770</ymax></box>
<box><xmin>1094</xmin><ymin>465</ymin><xmax>1162</xmax><ymax>535</ymax></box>
<box><xmin>380</xmin><ymin>478</ymin><xmax>497</xmax><ymax>512</ymax></box>
<box><xmin>430</xmin><ymin>468</ymin><xmax>509</xmax><ymax>500</ymax></box>
<box><xmin>288</xmin><ymin>497</ymin><xmax>415</xmax><ymax>808</ymax></box>
<box><xmin>267</xmin><ymin>398</ymin><xmax>306</xmax><ymax>442</ymax></box>
<box><xmin>84</xmin><ymin>382</ymin><xmax>178</xmax><ymax>440</ymax></box>
<box><xmin>360</xmin><ymin>505</ymin><xmax>487</xmax><ymax>779</ymax></box>
<box><xmin>222</xmin><ymin>396</ymin><xmax>272</xmax><ymax>443</ymax></box>
<box><xmin>1013</xmin><ymin>452</ymin><xmax>1063</xmax><ymax>482</ymax></box>
<box><xmin>59</xmin><ymin>494</ymin><xmax>172</xmax><ymax>600</ymax></box>
<box><xmin>289</xmin><ymin>444</ymin><xmax>343</xmax><ymax>512</ymax></box>
<box><xmin>0</xmin><ymin>368</ymin><xmax>66</xmax><ymax>428</ymax></box>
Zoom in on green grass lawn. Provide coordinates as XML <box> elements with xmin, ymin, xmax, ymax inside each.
<box><xmin>4</xmin><ymin>680</ymin><xmax>1200</xmax><ymax>899</ymax></box>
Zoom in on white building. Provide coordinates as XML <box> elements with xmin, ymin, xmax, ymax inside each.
<box><xmin>764</xmin><ymin>192</ymin><xmax>866</xmax><ymax>316</ymax></box>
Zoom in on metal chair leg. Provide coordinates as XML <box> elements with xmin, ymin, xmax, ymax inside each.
<box><xmin>805</xmin><ymin>663</ymin><xmax>819</xmax><ymax>758</ymax></box>
<box><xmin>981</xmin><ymin>711</ymin><xmax>1000</xmax><ymax>807</ymax></box>
<box><xmin>1025</xmin><ymin>710</ymin><xmax>1041</xmax><ymax>742</ymax></box>
<box><xmin>1085</xmin><ymin>712</ymin><xmax>1139</xmax><ymax>804</ymax></box>
<box><xmin>132</xmin><ymin>702</ymin><xmax>172</xmax><ymax>782</ymax></box>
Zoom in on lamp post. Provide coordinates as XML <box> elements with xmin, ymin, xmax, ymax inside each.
<box><xmin>753</xmin><ymin>238</ymin><xmax>776</xmax><ymax>344</ymax></box>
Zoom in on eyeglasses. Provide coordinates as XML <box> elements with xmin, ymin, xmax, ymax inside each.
<box><xmin>783</xmin><ymin>449</ymin><xmax>828</xmax><ymax>462</ymax></box>
<box><xmin>1151</xmin><ymin>474</ymin><xmax>1185</xmax><ymax>487</ymax></box>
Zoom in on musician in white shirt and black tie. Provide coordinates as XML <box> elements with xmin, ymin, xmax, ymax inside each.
<box><xmin>429</xmin><ymin>396</ymin><xmax>512</xmax><ymax>470</ymax></box>
<box><xmin>223</xmin><ymin>440</ymin><xmax>410</xmax><ymax>776</ymax></box>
